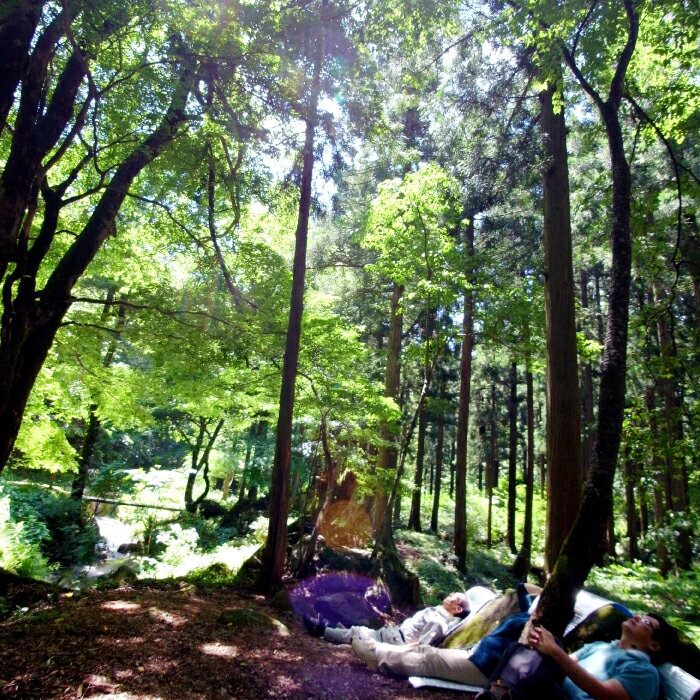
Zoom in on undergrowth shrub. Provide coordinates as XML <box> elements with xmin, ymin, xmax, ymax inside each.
<box><xmin>4</xmin><ymin>487</ymin><xmax>99</xmax><ymax>566</ymax></box>
<box><xmin>0</xmin><ymin>494</ymin><xmax>53</xmax><ymax>579</ymax></box>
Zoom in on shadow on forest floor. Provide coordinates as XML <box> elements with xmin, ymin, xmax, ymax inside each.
<box><xmin>0</xmin><ymin>581</ymin><xmax>475</xmax><ymax>700</ymax></box>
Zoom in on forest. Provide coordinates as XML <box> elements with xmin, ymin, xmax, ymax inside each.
<box><xmin>0</xmin><ymin>0</ymin><xmax>699</xmax><ymax>696</ymax></box>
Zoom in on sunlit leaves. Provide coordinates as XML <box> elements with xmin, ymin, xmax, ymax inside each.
<box><xmin>362</xmin><ymin>162</ymin><xmax>462</xmax><ymax>305</ymax></box>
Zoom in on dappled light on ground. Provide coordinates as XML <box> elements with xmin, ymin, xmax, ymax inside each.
<box><xmin>108</xmin><ymin>636</ymin><xmax>147</xmax><ymax>647</ymax></box>
<box><xmin>200</xmin><ymin>642</ymin><xmax>239</xmax><ymax>658</ymax></box>
<box><xmin>100</xmin><ymin>600</ymin><xmax>142</xmax><ymax>612</ymax></box>
<box><xmin>148</xmin><ymin>607</ymin><xmax>188</xmax><ymax>626</ymax></box>
<box><xmin>0</xmin><ymin>583</ymin><xmax>468</xmax><ymax>699</ymax></box>
<box><xmin>269</xmin><ymin>674</ymin><xmax>303</xmax><ymax>695</ymax></box>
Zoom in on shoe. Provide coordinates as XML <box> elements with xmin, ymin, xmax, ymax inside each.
<box><xmin>303</xmin><ymin>614</ymin><xmax>327</xmax><ymax>637</ymax></box>
<box><xmin>351</xmin><ymin>638</ymin><xmax>378</xmax><ymax>672</ymax></box>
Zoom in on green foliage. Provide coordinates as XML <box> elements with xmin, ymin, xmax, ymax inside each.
<box><xmin>2</xmin><ymin>487</ymin><xmax>99</xmax><ymax>567</ymax></box>
<box><xmin>396</xmin><ymin>528</ymin><xmax>521</xmax><ymax>606</ymax></box>
<box><xmin>0</xmin><ymin>0</ymin><xmax>697</xmax><ymax>645</ymax></box>
<box><xmin>363</xmin><ymin>162</ymin><xmax>462</xmax><ymax>303</ymax></box>
<box><xmin>184</xmin><ymin>562</ymin><xmax>238</xmax><ymax>587</ymax></box>
<box><xmin>587</xmin><ymin>563</ymin><xmax>700</xmax><ymax>646</ymax></box>
<box><xmin>0</xmin><ymin>495</ymin><xmax>54</xmax><ymax>579</ymax></box>
<box><xmin>90</xmin><ymin>464</ymin><xmax>139</xmax><ymax>499</ymax></box>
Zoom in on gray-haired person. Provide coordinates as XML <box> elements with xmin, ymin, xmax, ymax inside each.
<box><xmin>305</xmin><ymin>591</ymin><xmax>471</xmax><ymax>646</ymax></box>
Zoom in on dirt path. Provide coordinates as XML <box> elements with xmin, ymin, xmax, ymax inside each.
<box><xmin>0</xmin><ymin>582</ymin><xmax>474</xmax><ymax>700</ymax></box>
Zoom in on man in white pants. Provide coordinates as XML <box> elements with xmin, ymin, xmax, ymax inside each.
<box><xmin>318</xmin><ymin>591</ymin><xmax>471</xmax><ymax>645</ymax></box>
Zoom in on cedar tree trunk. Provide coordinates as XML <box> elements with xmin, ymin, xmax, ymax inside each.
<box><xmin>453</xmin><ymin>215</ymin><xmax>475</xmax><ymax>571</ymax></box>
<box><xmin>540</xmin><ymin>79</ymin><xmax>582</xmax><ymax>574</ymax></box>
<box><xmin>259</xmin><ymin>24</ymin><xmax>324</xmax><ymax>587</ymax></box>
<box><xmin>534</xmin><ymin>1</ymin><xmax>639</xmax><ymax>634</ymax></box>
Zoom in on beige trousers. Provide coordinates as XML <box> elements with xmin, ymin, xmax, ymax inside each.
<box><xmin>373</xmin><ymin>642</ymin><xmax>488</xmax><ymax>685</ymax></box>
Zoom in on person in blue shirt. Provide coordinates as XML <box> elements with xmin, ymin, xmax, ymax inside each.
<box><xmin>478</xmin><ymin>612</ymin><xmax>678</xmax><ymax>700</ymax></box>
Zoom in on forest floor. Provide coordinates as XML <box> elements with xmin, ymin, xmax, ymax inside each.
<box><xmin>0</xmin><ymin>578</ymin><xmax>474</xmax><ymax>700</ymax></box>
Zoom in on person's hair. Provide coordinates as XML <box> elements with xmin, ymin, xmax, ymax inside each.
<box><xmin>646</xmin><ymin>613</ymin><xmax>679</xmax><ymax>665</ymax></box>
<box><xmin>453</xmin><ymin>592</ymin><xmax>470</xmax><ymax>618</ymax></box>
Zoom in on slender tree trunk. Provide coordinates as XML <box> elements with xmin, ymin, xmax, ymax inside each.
<box><xmin>72</xmin><ymin>406</ymin><xmax>100</xmax><ymax>501</ymax></box>
<box><xmin>539</xmin><ymin>452</ymin><xmax>546</xmax><ymax>494</ymax></box>
<box><xmin>297</xmin><ymin>410</ymin><xmax>339</xmax><ymax>573</ymax></box>
<box><xmin>681</xmin><ymin>211</ymin><xmax>700</xmax><ymax>334</ymax></box>
<box><xmin>428</xmin><ymin>453</ymin><xmax>434</xmax><ymax>495</ymax></box>
<box><xmin>512</xmin><ymin>367</ymin><xmax>535</xmax><ymax>578</ymax></box>
<box><xmin>534</xmin><ymin>2</ymin><xmax>639</xmax><ymax>635</ymax></box>
<box><xmin>653</xmin><ymin>281</ymin><xmax>692</xmax><ymax>570</ymax></box>
<box><xmin>259</xmin><ymin>19</ymin><xmax>325</xmax><ymax>587</ymax></box>
<box><xmin>487</xmin><ymin>380</ymin><xmax>498</xmax><ymax>549</ymax></box>
<box><xmin>185</xmin><ymin>419</ymin><xmax>208</xmax><ymax>513</ymax></box>
<box><xmin>646</xmin><ymin>384</ymin><xmax>671</xmax><ymax>575</ymax></box>
<box><xmin>579</xmin><ymin>269</ymin><xmax>595</xmax><ymax>478</ymax></box>
<box><xmin>408</xmin><ymin>401</ymin><xmax>427</xmax><ymax>531</ymax></box>
<box><xmin>0</xmin><ymin>0</ymin><xmax>45</xmax><ymax>134</ymax></box>
<box><xmin>540</xmin><ymin>79</ymin><xmax>582</xmax><ymax>574</ymax></box>
<box><xmin>430</xmin><ymin>370</ymin><xmax>446</xmax><ymax>532</ymax></box>
<box><xmin>238</xmin><ymin>439</ymin><xmax>254</xmax><ymax>501</ymax></box>
<box><xmin>453</xmin><ymin>215</ymin><xmax>475</xmax><ymax>571</ymax></box>
<box><xmin>638</xmin><ymin>482</ymin><xmax>649</xmax><ymax>540</ymax></box>
<box><xmin>507</xmin><ymin>361</ymin><xmax>518</xmax><ymax>554</ymax></box>
<box><xmin>594</xmin><ymin>264</ymin><xmax>605</xmax><ymax>344</ymax></box>
<box><xmin>623</xmin><ymin>447</ymin><xmax>639</xmax><ymax>562</ymax></box>
<box><xmin>375</xmin><ymin>282</ymin><xmax>404</xmax><ymax>532</ymax></box>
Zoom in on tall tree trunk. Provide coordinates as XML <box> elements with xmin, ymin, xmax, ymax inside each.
<box><xmin>534</xmin><ymin>2</ymin><xmax>639</xmax><ymax>635</ymax></box>
<box><xmin>409</xmin><ymin>308</ymin><xmax>433</xmax><ymax>531</ymax></box>
<box><xmin>259</xmin><ymin>19</ymin><xmax>325</xmax><ymax>587</ymax></box>
<box><xmin>638</xmin><ymin>480</ymin><xmax>649</xmax><ymax>541</ymax></box>
<box><xmin>593</xmin><ymin>264</ymin><xmax>605</xmax><ymax>344</ymax></box>
<box><xmin>579</xmin><ymin>269</ymin><xmax>595</xmax><ymax>478</ymax></box>
<box><xmin>72</xmin><ymin>406</ymin><xmax>100</xmax><ymax>501</ymax></box>
<box><xmin>453</xmin><ymin>215</ymin><xmax>475</xmax><ymax>572</ymax></box>
<box><xmin>653</xmin><ymin>281</ymin><xmax>692</xmax><ymax>570</ymax></box>
<box><xmin>646</xmin><ymin>384</ymin><xmax>671</xmax><ymax>576</ymax></box>
<box><xmin>507</xmin><ymin>361</ymin><xmax>518</xmax><ymax>555</ymax></box>
<box><xmin>408</xmin><ymin>401</ymin><xmax>427</xmax><ymax>531</ymax></box>
<box><xmin>540</xmin><ymin>79</ymin><xmax>582</xmax><ymax>574</ymax></box>
<box><xmin>623</xmin><ymin>447</ymin><xmax>640</xmax><ymax>562</ymax></box>
<box><xmin>372</xmin><ymin>376</ymin><xmax>429</xmax><ymax>608</ymax></box>
<box><xmin>681</xmin><ymin>211</ymin><xmax>700</xmax><ymax>335</ymax></box>
<box><xmin>430</xmin><ymin>369</ymin><xmax>447</xmax><ymax>532</ymax></box>
<box><xmin>375</xmin><ymin>282</ymin><xmax>404</xmax><ymax>532</ymax></box>
<box><xmin>512</xmin><ymin>367</ymin><xmax>535</xmax><ymax>578</ymax></box>
<box><xmin>297</xmin><ymin>410</ymin><xmax>339</xmax><ymax>573</ymax></box>
<box><xmin>487</xmin><ymin>380</ymin><xmax>498</xmax><ymax>549</ymax></box>
<box><xmin>0</xmin><ymin>0</ymin><xmax>45</xmax><ymax>134</ymax></box>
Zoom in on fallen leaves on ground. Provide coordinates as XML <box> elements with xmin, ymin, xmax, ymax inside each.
<box><xmin>0</xmin><ymin>582</ymin><xmax>474</xmax><ymax>700</ymax></box>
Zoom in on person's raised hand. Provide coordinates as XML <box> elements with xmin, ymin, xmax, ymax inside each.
<box><xmin>527</xmin><ymin>624</ymin><xmax>559</xmax><ymax>656</ymax></box>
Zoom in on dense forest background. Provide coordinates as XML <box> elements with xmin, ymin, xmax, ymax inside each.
<box><xmin>1</xmin><ymin>0</ymin><xmax>698</xmax><ymax>644</ymax></box>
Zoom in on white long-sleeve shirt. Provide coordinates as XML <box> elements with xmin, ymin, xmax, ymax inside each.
<box><xmin>397</xmin><ymin>605</ymin><xmax>457</xmax><ymax>645</ymax></box>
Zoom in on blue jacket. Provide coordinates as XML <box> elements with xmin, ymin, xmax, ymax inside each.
<box><xmin>470</xmin><ymin>612</ymin><xmax>530</xmax><ymax>676</ymax></box>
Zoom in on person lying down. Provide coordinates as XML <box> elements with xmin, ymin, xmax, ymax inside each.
<box><xmin>305</xmin><ymin>591</ymin><xmax>471</xmax><ymax>645</ymax></box>
<box><xmin>352</xmin><ymin>602</ymin><xmax>678</xmax><ymax>700</ymax></box>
